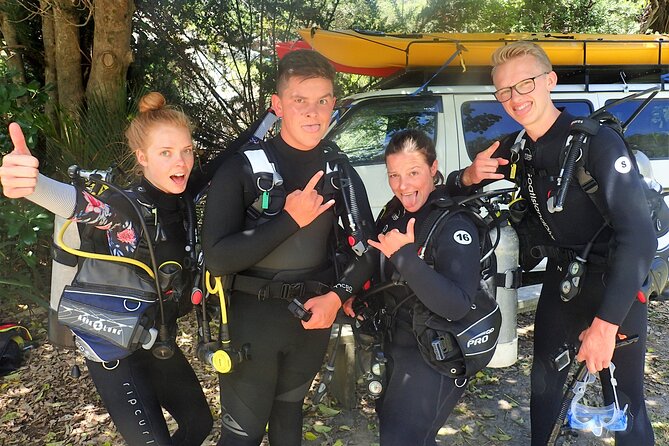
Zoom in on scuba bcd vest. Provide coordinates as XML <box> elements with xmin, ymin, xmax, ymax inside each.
<box><xmin>239</xmin><ymin>139</ymin><xmax>373</xmax><ymax>257</ymax></box>
<box><xmin>241</xmin><ymin>141</ymin><xmax>367</xmax><ymax>256</ymax></box>
<box><xmin>222</xmin><ymin>140</ymin><xmax>374</xmax><ymax>301</ymax></box>
<box><xmin>53</xmin><ymin>172</ymin><xmax>199</xmax><ymax>362</ymax></box>
<box><xmin>510</xmin><ymin>88</ymin><xmax>669</xmax><ymax>244</ymax></box>
<box><xmin>370</xmin><ymin>188</ymin><xmax>506</xmax><ymax>379</ymax></box>
<box><xmin>411</xmin><ymin>191</ymin><xmax>503</xmax><ymax>379</ymax></box>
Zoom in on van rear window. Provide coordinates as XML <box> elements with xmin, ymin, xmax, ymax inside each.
<box><xmin>329</xmin><ymin>97</ymin><xmax>441</xmax><ymax>165</ymax></box>
<box><xmin>461</xmin><ymin>101</ymin><xmax>592</xmax><ymax>161</ymax></box>
<box><xmin>604</xmin><ymin>98</ymin><xmax>669</xmax><ymax>160</ymax></box>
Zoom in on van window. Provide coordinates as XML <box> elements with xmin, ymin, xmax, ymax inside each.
<box><xmin>461</xmin><ymin>101</ymin><xmax>592</xmax><ymax>160</ymax></box>
<box><xmin>329</xmin><ymin>97</ymin><xmax>441</xmax><ymax>165</ymax></box>
<box><xmin>604</xmin><ymin>98</ymin><xmax>669</xmax><ymax>160</ymax></box>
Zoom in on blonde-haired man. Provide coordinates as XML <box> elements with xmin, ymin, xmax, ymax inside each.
<box><xmin>449</xmin><ymin>41</ymin><xmax>655</xmax><ymax>445</ymax></box>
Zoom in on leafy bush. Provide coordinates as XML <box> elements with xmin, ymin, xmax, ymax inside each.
<box><xmin>0</xmin><ymin>67</ymin><xmax>52</xmax><ymax>309</ymax></box>
<box><xmin>0</xmin><ymin>197</ymin><xmax>53</xmax><ymax>308</ymax></box>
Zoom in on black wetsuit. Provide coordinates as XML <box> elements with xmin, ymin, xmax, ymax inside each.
<box><xmin>75</xmin><ymin>178</ymin><xmax>213</xmax><ymax>446</ymax></box>
<box><xmin>202</xmin><ymin>136</ymin><xmax>375</xmax><ymax>446</ymax></box>
<box><xmin>373</xmin><ymin>186</ymin><xmax>481</xmax><ymax>446</ymax></box>
<box><xmin>448</xmin><ymin>111</ymin><xmax>656</xmax><ymax>445</ymax></box>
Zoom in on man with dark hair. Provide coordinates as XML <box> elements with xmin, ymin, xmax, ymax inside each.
<box><xmin>202</xmin><ymin>50</ymin><xmax>375</xmax><ymax>446</ymax></box>
<box><xmin>448</xmin><ymin>41</ymin><xmax>656</xmax><ymax>445</ymax></box>
<box><xmin>275</xmin><ymin>48</ymin><xmax>336</xmax><ymax>93</ymax></box>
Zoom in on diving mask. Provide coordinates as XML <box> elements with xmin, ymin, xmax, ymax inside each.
<box><xmin>567</xmin><ymin>363</ymin><xmax>628</xmax><ymax>437</ymax></box>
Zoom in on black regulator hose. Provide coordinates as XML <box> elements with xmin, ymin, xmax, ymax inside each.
<box><xmin>554</xmin><ymin>118</ymin><xmax>601</xmax><ymax>212</ymax></box>
<box><xmin>554</xmin><ymin>133</ymin><xmax>585</xmax><ymax>213</ymax></box>
<box><xmin>336</xmin><ymin>157</ymin><xmax>375</xmax><ymax>256</ymax></box>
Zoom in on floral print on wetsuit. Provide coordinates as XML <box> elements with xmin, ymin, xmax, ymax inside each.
<box><xmin>70</xmin><ymin>190</ymin><xmax>140</xmax><ymax>257</ymax></box>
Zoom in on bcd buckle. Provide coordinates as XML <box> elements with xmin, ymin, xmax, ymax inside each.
<box><xmin>281</xmin><ymin>282</ymin><xmax>305</xmax><ymax>300</ymax></box>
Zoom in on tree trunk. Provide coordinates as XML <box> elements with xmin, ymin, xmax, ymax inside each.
<box><xmin>53</xmin><ymin>0</ymin><xmax>84</xmax><ymax>114</ymax></box>
<box><xmin>40</xmin><ymin>0</ymin><xmax>58</xmax><ymax>123</ymax></box>
<box><xmin>86</xmin><ymin>0</ymin><xmax>134</xmax><ymax>109</ymax></box>
<box><xmin>641</xmin><ymin>0</ymin><xmax>669</xmax><ymax>34</ymax></box>
<box><xmin>0</xmin><ymin>0</ymin><xmax>27</xmax><ymax>85</ymax></box>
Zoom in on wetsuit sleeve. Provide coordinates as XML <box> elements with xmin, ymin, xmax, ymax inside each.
<box><xmin>201</xmin><ymin>154</ymin><xmax>300</xmax><ymax>276</ymax></box>
<box><xmin>331</xmin><ymin>160</ymin><xmax>377</xmax><ymax>302</ymax></box>
<box><xmin>587</xmin><ymin>128</ymin><xmax>656</xmax><ymax>325</ymax></box>
<box><xmin>27</xmin><ymin>172</ymin><xmax>133</xmax><ymax>234</ymax></box>
<box><xmin>26</xmin><ymin>173</ymin><xmax>77</xmax><ymax>218</ymax></box>
<box><xmin>390</xmin><ymin>213</ymin><xmax>481</xmax><ymax>321</ymax></box>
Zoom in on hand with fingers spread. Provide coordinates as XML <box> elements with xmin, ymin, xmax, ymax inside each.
<box><xmin>284</xmin><ymin>170</ymin><xmax>335</xmax><ymax>228</ymax></box>
<box><xmin>460</xmin><ymin>141</ymin><xmax>509</xmax><ymax>187</ymax></box>
<box><xmin>368</xmin><ymin>217</ymin><xmax>416</xmax><ymax>258</ymax></box>
<box><xmin>0</xmin><ymin>123</ymin><xmax>40</xmax><ymax>198</ymax></box>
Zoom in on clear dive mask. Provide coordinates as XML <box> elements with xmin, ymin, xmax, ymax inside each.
<box><xmin>567</xmin><ymin>363</ymin><xmax>628</xmax><ymax>437</ymax></box>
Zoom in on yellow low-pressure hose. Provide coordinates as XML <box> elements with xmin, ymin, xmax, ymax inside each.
<box><xmin>205</xmin><ymin>271</ymin><xmax>228</xmax><ymax>326</ymax></box>
<box><xmin>204</xmin><ymin>271</ymin><xmax>233</xmax><ymax>373</ymax></box>
<box><xmin>56</xmin><ymin>219</ymin><xmax>155</xmax><ymax>279</ymax></box>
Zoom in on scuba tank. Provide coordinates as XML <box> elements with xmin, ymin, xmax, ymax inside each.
<box><xmin>48</xmin><ymin>216</ymin><xmax>78</xmax><ymax>349</ymax></box>
<box><xmin>487</xmin><ymin>217</ymin><xmax>520</xmax><ymax>368</ymax></box>
<box><xmin>634</xmin><ymin>150</ymin><xmax>669</xmax><ymax>301</ymax></box>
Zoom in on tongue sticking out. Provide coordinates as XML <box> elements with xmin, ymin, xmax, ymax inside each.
<box><xmin>401</xmin><ymin>192</ymin><xmax>419</xmax><ymax>210</ymax></box>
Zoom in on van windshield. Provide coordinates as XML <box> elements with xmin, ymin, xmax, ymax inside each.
<box><xmin>329</xmin><ymin>97</ymin><xmax>441</xmax><ymax>165</ymax></box>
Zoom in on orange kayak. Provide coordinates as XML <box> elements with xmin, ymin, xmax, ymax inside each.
<box><xmin>276</xmin><ymin>40</ymin><xmax>402</xmax><ymax>77</ymax></box>
<box><xmin>298</xmin><ymin>28</ymin><xmax>669</xmax><ymax>69</ymax></box>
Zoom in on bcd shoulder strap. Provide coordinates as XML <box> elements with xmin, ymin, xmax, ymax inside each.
<box><xmin>240</xmin><ymin>140</ymin><xmax>285</xmax><ymax>221</ymax></box>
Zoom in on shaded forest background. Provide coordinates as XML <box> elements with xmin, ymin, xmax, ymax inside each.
<box><xmin>0</xmin><ymin>0</ymin><xmax>667</xmax><ymax>310</ymax></box>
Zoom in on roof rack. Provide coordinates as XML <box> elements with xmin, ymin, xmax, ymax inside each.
<box><xmin>373</xmin><ymin>64</ymin><xmax>669</xmax><ymax>91</ymax></box>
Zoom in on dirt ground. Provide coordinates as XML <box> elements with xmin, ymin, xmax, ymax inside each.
<box><xmin>2</xmin><ymin>296</ymin><xmax>669</xmax><ymax>446</ymax></box>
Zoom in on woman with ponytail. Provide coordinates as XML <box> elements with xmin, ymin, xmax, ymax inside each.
<box><xmin>0</xmin><ymin>92</ymin><xmax>213</xmax><ymax>445</ymax></box>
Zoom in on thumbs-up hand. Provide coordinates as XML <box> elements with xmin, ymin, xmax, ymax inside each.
<box><xmin>460</xmin><ymin>140</ymin><xmax>509</xmax><ymax>187</ymax></box>
<box><xmin>0</xmin><ymin>123</ymin><xmax>40</xmax><ymax>198</ymax></box>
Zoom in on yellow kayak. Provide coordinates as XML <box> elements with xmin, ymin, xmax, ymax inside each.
<box><xmin>298</xmin><ymin>28</ymin><xmax>669</xmax><ymax>68</ymax></box>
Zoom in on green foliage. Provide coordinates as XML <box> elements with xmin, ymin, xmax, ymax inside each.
<box><xmin>40</xmin><ymin>89</ymin><xmax>137</xmax><ymax>183</ymax></box>
<box><xmin>0</xmin><ymin>67</ymin><xmax>49</xmax><ymax>158</ymax></box>
<box><xmin>0</xmin><ymin>67</ymin><xmax>53</xmax><ymax>308</ymax></box>
<box><xmin>125</xmin><ymin>0</ymin><xmax>649</xmax><ymax>162</ymax></box>
<box><xmin>0</xmin><ymin>197</ymin><xmax>53</xmax><ymax>308</ymax></box>
<box><xmin>130</xmin><ymin>0</ymin><xmax>387</xmax><ymax>154</ymax></box>
<box><xmin>0</xmin><ymin>0</ymin><xmax>46</xmax><ymax>84</ymax></box>
<box><xmin>417</xmin><ymin>0</ymin><xmax>646</xmax><ymax>34</ymax></box>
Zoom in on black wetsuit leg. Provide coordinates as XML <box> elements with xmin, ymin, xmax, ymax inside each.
<box><xmin>87</xmin><ymin>347</ymin><xmax>213</xmax><ymax>446</ymax></box>
<box><xmin>376</xmin><ymin>325</ymin><xmax>466</xmax><ymax>446</ymax></box>
<box><xmin>609</xmin><ymin>298</ymin><xmax>653</xmax><ymax>445</ymax></box>
<box><xmin>530</xmin><ymin>262</ymin><xmax>653</xmax><ymax>445</ymax></box>
<box><xmin>217</xmin><ymin>296</ymin><xmax>330</xmax><ymax>446</ymax></box>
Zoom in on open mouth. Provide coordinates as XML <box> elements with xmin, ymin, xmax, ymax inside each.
<box><xmin>170</xmin><ymin>173</ymin><xmax>187</xmax><ymax>186</ymax></box>
<box><xmin>513</xmin><ymin>101</ymin><xmax>531</xmax><ymax>115</ymax></box>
